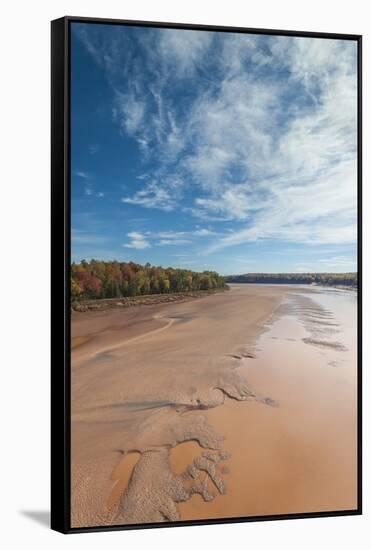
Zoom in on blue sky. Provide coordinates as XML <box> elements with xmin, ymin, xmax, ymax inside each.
<box><xmin>71</xmin><ymin>23</ymin><xmax>358</xmax><ymax>275</ymax></box>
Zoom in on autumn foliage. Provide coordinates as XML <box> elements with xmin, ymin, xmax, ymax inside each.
<box><xmin>71</xmin><ymin>260</ymin><xmax>226</xmax><ymax>300</ymax></box>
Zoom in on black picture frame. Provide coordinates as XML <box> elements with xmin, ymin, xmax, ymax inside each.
<box><xmin>51</xmin><ymin>15</ymin><xmax>362</xmax><ymax>534</ymax></box>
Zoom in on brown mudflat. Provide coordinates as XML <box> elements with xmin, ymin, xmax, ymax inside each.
<box><xmin>172</xmin><ymin>313</ymin><xmax>357</xmax><ymax>519</ymax></box>
<box><xmin>70</xmin><ymin>284</ymin><xmax>357</xmax><ymax>527</ymax></box>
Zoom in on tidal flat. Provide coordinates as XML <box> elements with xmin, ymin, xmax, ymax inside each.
<box><xmin>71</xmin><ymin>284</ymin><xmax>357</xmax><ymax>527</ymax></box>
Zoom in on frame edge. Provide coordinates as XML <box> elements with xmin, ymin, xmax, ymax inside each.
<box><xmin>51</xmin><ymin>16</ymin><xmax>362</xmax><ymax>534</ymax></box>
<box><xmin>51</xmin><ymin>16</ymin><xmax>70</xmax><ymax>534</ymax></box>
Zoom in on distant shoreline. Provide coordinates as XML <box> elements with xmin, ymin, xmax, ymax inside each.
<box><xmin>225</xmin><ymin>273</ymin><xmax>357</xmax><ymax>288</ymax></box>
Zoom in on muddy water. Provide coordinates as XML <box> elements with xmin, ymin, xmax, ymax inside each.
<box><xmin>171</xmin><ymin>287</ymin><xmax>358</xmax><ymax>520</ymax></box>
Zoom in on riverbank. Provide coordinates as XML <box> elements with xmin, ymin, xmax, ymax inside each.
<box><xmin>71</xmin><ymin>287</ymin><xmax>229</xmax><ymax>313</ymax></box>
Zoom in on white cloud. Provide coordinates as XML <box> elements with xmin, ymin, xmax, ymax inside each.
<box><xmin>123</xmin><ymin>231</ymin><xmax>151</xmax><ymax>249</ymax></box>
<box><xmin>152</xmin><ymin>229</ymin><xmax>217</xmax><ymax>242</ymax></box>
<box><xmin>192</xmin><ymin>228</ymin><xmax>216</xmax><ymax>236</ymax></box>
<box><xmin>157</xmin><ymin>28</ymin><xmax>214</xmax><ymax>78</ymax></box>
<box><xmin>114</xmin><ymin>90</ymin><xmax>146</xmax><ymax>135</ymax></box>
<box><xmin>207</xmin><ymin>158</ymin><xmax>357</xmax><ymax>252</ymax></box>
<box><xmin>156</xmin><ymin>231</ymin><xmax>187</xmax><ymax>239</ymax></box>
<box><xmin>119</xmin><ymin>228</ymin><xmax>217</xmax><ymax>249</ymax></box>
<box><xmin>122</xmin><ymin>182</ymin><xmax>176</xmax><ymax>211</ymax></box>
<box><xmin>157</xmin><ymin>239</ymin><xmax>191</xmax><ymax>246</ymax></box>
<box><xmin>191</xmin><ymin>37</ymin><xmax>358</xmax><ymax>251</ymax></box>
<box><xmin>77</xmin><ymin>26</ymin><xmax>357</xmax><ymax>254</ymax></box>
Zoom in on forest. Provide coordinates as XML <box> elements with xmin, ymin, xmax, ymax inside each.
<box><xmin>71</xmin><ymin>260</ymin><xmax>226</xmax><ymax>300</ymax></box>
<box><xmin>225</xmin><ymin>272</ymin><xmax>357</xmax><ymax>287</ymax></box>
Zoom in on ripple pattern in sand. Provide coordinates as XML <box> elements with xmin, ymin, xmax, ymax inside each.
<box><xmin>269</xmin><ymin>291</ymin><xmax>350</xmax><ymax>369</ymax></box>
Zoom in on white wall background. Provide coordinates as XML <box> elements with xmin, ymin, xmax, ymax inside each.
<box><xmin>0</xmin><ymin>0</ymin><xmax>369</xmax><ymax>547</ymax></box>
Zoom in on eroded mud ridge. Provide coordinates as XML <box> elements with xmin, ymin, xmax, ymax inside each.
<box><xmin>106</xmin><ymin>363</ymin><xmax>277</xmax><ymax>525</ymax></box>
<box><xmin>115</xmin><ymin>441</ymin><xmax>231</xmax><ymax>523</ymax></box>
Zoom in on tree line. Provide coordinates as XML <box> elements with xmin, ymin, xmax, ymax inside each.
<box><xmin>225</xmin><ymin>272</ymin><xmax>357</xmax><ymax>287</ymax></box>
<box><xmin>71</xmin><ymin>260</ymin><xmax>226</xmax><ymax>300</ymax></box>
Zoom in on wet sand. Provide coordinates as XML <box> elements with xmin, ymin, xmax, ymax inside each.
<box><xmin>172</xmin><ymin>304</ymin><xmax>357</xmax><ymax>519</ymax></box>
<box><xmin>71</xmin><ymin>284</ymin><xmax>357</xmax><ymax>527</ymax></box>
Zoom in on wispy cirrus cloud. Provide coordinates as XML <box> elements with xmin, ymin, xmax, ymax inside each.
<box><xmin>114</xmin><ymin>90</ymin><xmax>146</xmax><ymax>135</ymax></box>
<box><xmin>151</xmin><ymin>229</ymin><xmax>216</xmax><ymax>246</ymax></box>
<box><xmin>121</xmin><ymin>181</ymin><xmax>177</xmax><ymax>211</ymax></box>
<box><xmin>74</xmin><ymin>24</ymin><xmax>357</xmax><ymax>267</ymax></box>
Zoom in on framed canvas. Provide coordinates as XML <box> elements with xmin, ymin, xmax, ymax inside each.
<box><xmin>51</xmin><ymin>16</ymin><xmax>362</xmax><ymax>533</ymax></box>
